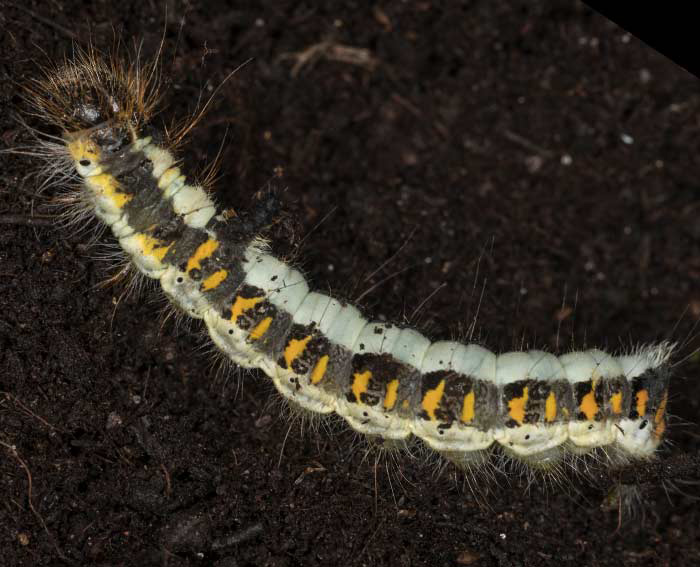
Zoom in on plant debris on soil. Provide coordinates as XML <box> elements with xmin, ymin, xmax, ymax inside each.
<box><xmin>1</xmin><ymin>2</ymin><xmax>699</xmax><ymax>566</ymax></box>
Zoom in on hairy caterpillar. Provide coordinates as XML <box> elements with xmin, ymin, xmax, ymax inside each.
<box><xmin>19</xmin><ymin>46</ymin><xmax>673</xmax><ymax>486</ymax></box>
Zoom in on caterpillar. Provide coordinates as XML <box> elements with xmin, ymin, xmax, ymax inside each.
<box><xmin>19</xmin><ymin>46</ymin><xmax>673</xmax><ymax>483</ymax></box>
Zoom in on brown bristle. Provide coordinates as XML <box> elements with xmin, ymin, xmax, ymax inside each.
<box><xmin>22</xmin><ymin>44</ymin><xmax>163</xmax><ymax>134</ymax></box>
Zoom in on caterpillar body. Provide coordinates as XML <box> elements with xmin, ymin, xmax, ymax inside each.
<box><xmin>24</xmin><ymin>49</ymin><xmax>672</xmax><ymax>478</ymax></box>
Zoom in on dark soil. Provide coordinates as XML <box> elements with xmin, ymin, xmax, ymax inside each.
<box><xmin>1</xmin><ymin>1</ymin><xmax>699</xmax><ymax>566</ymax></box>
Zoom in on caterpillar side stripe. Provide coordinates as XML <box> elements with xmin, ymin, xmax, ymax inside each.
<box><xmin>21</xmin><ymin>47</ymin><xmax>673</xmax><ymax>477</ymax></box>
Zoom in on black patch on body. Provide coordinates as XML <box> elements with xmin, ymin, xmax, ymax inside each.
<box><xmin>606</xmin><ymin>375</ymin><xmax>632</xmax><ymax>418</ymax></box>
<box><xmin>550</xmin><ymin>379</ymin><xmax>575</xmax><ymax>423</ymax></box>
<box><xmin>346</xmin><ymin>352</ymin><xmax>414</xmax><ymax>411</ymax></box>
<box><xmin>163</xmin><ymin>227</ymin><xmax>210</xmax><ymax>270</ymax></box>
<box><xmin>417</xmin><ymin>370</ymin><xmax>499</xmax><ymax>431</ymax></box>
<box><xmin>629</xmin><ymin>367</ymin><xmax>671</xmax><ymax>419</ymax></box>
<box><xmin>573</xmin><ymin>380</ymin><xmax>597</xmax><ymax>421</ymax></box>
<box><xmin>224</xmin><ymin>284</ymin><xmax>269</xmax><ymax>330</ymax></box>
<box><xmin>198</xmin><ymin>239</ymin><xmax>249</xmax><ymax>309</ymax></box>
<box><xmin>418</xmin><ymin>371</ymin><xmax>451</xmax><ymax>422</ymax></box>
<box><xmin>209</xmin><ymin>196</ymin><xmax>280</xmax><ymax>244</ymax></box>
<box><xmin>502</xmin><ymin>380</ymin><xmax>546</xmax><ymax>427</ymax></box>
<box><xmin>573</xmin><ymin>378</ymin><xmax>616</xmax><ymax>421</ymax></box>
<box><xmin>108</xmin><ymin>149</ymin><xmax>184</xmax><ymax>239</ymax></box>
<box><xmin>276</xmin><ymin>324</ymin><xmax>330</xmax><ymax>376</ymax></box>
<box><xmin>500</xmin><ymin>379</ymin><xmax>576</xmax><ymax>427</ymax></box>
<box><xmin>318</xmin><ymin>344</ymin><xmax>354</xmax><ymax>399</ymax></box>
<box><xmin>251</xmin><ymin>309</ymin><xmax>293</xmax><ymax>361</ymax></box>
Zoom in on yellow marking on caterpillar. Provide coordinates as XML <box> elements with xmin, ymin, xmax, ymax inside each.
<box><xmin>653</xmin><ymin>391</ymin><xmax>668</xmax><ymax>439</ymax></box>
<box><xmin>249</xmin><ymin>317</ymin><xmax>272</xmax><ymax>340</ymax></box>
<box><xmin>422</xmin><ymin>379</ymin><xmax>445</xmax><ymax>421</ymax></box>
<box><xmin>201</xmin><ymin>269</ymin><xmax>228</xmax><ymax>291</ymax></box>
<box><xmin>310</xmin><ymin>355</ymin><xmax>329</xmax><ymax>384</ymax></box>
<box><xmin>230</xmin><ymin>295</ymin><xmax>264</xmax><ymax>322</ymax></box>
<box><xmin>89</xmin><ymin>173</ymin><xmax>132</xmax><ymax>208</ymax></box>
<box><xmin>284</xmin><ymin>336</ymin><xmax>312</xmax><ymax>369</ymax></box>
<box><xmin>135</xmin><ymin>233</ymin><xmax>171</xmax><ymax>261</ymax></box>
<box><xmin>610</xmin><ymin>391</ymin><xmax>623</xmax><ymax>414</ymax></box>
<box><xmin>461</xmin><ymin>390</ymin><xmax>475</xmax><ymax>423</ymax></box>
<box><xmin>579</xmin><ymin>381</ymin><xmax>599</xmax><ymax>420</ymax></box>
<box><xmin>636</xmin><ymin>388</ymin><xmax>649</xmax><ymax>417</ymax></box>
<box><xmin>383</xmin><ymin>379</ymin><xmax>399</xmax><ymax>411</ymax></box>
<box><xmin>508</xmin><ymin>386</ymin><xmax>529</xmax><ymax>425</ymax></box>
<box><xmin>351</xmin><ymin>371</ymin><xmax>372</xmax><ymax>403</ymax></box>
<box><xmin>187</xmin><ymin>239</ymin><xmax>219</xmax><ymax>273</ymax></box>
<box><xmin>545</xmin><ymin>391</ymin><xmax>557</xmax><ymax>423</ymax></box>
<box><xmin>67</xmin><ymin>138</ymin><xmax>100</xmax><ymax>163</ymax></box>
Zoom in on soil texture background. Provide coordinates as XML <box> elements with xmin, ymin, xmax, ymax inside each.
<box><xmin>1</xmin><ymin>1</ymin><xmax>699</xmax><ymax>566</ymax></box>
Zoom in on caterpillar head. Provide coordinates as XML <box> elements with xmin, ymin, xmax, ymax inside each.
<box><xmin>22</xmin><ymin>46</ymin><xmax>163</xmax><ymax>179</ymax></box>
<box><xmin>24</xmin><ymin>46</ymin><xmax>161</xmax><ymax>135</ymax></box>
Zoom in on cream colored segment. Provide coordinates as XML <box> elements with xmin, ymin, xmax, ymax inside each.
<box><xmin>292</xmin><ymin>292</ymin><xmax>342</xmax><ymax>332</ymax></box>
<box><xmin>559</xmin><ymin>349</ymin><xmax>623</xmax><ymax>383</ymax></box>
<box><xmin>92</xmin><ymin>206</ymin><xmax>122</xmax><ymax>226</ymax></box>
<box><xmin>118</xmin><ymin>233</ymin><xmax>167</xmax><ymax>278</ymax></box>
<box><xmin>160</xmin><ymin>266</ymin><xmax>211</xmax><ymax>319</ymax></box>
<box><xmin>242</xmin><ymin>249</ymin><xmax>311</xmax><ymax>312</ymax></box>
<box><xmin>588</xmin><ymin>349</ymin><xmax>623</xmax><ymax>378</ymax></box>
<box><xmin>526</xmin><ymin>351</ymin><xmax>565</xmax><ymax>380</ymax></box>
<box><xmin>498</xmin><ymin>423</ymin><xmax>568</xmax><ymax>457</ymax></box>
<box><xmin>559</xmin><ymin>351</ymin><xmax>597</xmax><ymax>383</ymax></box>
<box><xmin>326</xmin><ymin>304</ymin><xmax>366</xmax><ymax>349</ymax></box>
<box><xmin>184</xmin><ymin>205</ymin><xmax>217</xmax><ymax>229</ymax></box>
<box><xmin>268</xmin><ymin>269</ymin><xmax>309</xmax><ymax>314</ymax></box>
<box><xmin>204</xmin><ymin>309</ymin><xmax>263</xmax><ymax>369</ymax></box>
<box><xmin>450</xmin><ymin>344</ymin><xmax>497</xmax><ymax>381</ymax></box>
<box><xmin>341</xmin><ymin>403</ymin><xmax>412</xmax><ymax>440</ymax></box>
<box><xmin>162</xmin><ymin>175</ymin><xmax>187</xmax><ymax>199</ymax></box>
<box><xmin>329</xmin><ymin>308</ymin><xmax>364</xmax><ymax>348</ymax></box>
<box><xmin>617</xmin><ymin>343</ymin><xmax>672</xmax><ymax>380</ymax></box>
<box><xmin>614</xmin><ymin>417</ymin><xmax>658</xmax><ymax>457</ymax></box>
<box><xmin>352</xmin><ymin>322</ymin><xmax>401</xmax><ymax>354</ymax></box>
<box><xmin>268</xmin><ymin>363</ymin><xmax>336</xmax><ymax>415</ymax></box>
<box><xmin>617</xmin><ymin>354</ymin><xmax>652</xmax><ymax>380</ymax></box>
<box><xmin>495</xmin><ymin>351</ymin><xmax>534</xmax><ymax>385</ymax></box>
<box><xmin>412</xmin><ymin>420</ymin><xmax>494</xmax><ymax>453</ymax></box>
<box><xmin>130</xmin><ymin>136</ymin><xmax>151</xmax><ymax>152</ymax></box>
<box><xmin>243</xmin><ymin>249</ymin><xmax>293</xmax><ymax>294</ymax></box>
<box><xmin>110</xmin><ymin>215</ymin><xmax>135</xmax><ymax>239</ymax></box>
<box><xmin>143</xmin><ymin>144</ymin><xmax>175</xmax><ymax>178</ymax></box>
<box><xmin>420</xmin><ymin>341</ymin><xmax>459</xmax><ymax>373</ymax></box>
<box><xmin>170</xmin><ymin>184</ymin><xmax>216</xmax><ymax>228</ymax></box>
<box><xmin>568</xmin><ymin>420</ymin><xmax>616</xmax><ymax>450</ymax></box>
<box><xmin>390</xmin><ymin>328</ymin><xmax>431</xmax><ymax>368</ymax></box>
<box><xmin>157</xmin><ymin>167</ymin><xmax>181</xmax><ymax>190</ymax></box>
<box><xmin>291</xmin><ymin>292</ymin><xmax>325</xmax><ymax>325</ymax></box>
